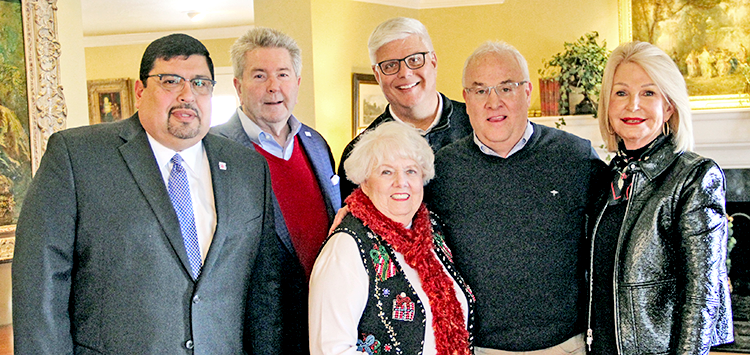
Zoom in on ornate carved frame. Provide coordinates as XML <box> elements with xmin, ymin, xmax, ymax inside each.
<box><xmin>0</xmin><ymin>0</ymin><xmax>67</xmax><ymax>262</ymax></box>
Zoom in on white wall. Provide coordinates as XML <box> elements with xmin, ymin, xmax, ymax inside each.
<box><xmin>532</xmin><ymin>110</ymin><xmax>750</xmax><ymax>170</ymax></box>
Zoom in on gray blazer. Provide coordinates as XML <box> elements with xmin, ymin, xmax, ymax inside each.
<box><xmin>12</xmin><ymin>115</ymin><xmax>282</xmax><ymax>354</ymax></box>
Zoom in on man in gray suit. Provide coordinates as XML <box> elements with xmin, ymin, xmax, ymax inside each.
<box><xmin>211</xmin><ymin>27</ymin><xmax>340</xmax><ymax>354</ymax></box>
<box><xmin>12</xmin><ymin>33</ymin><xmax>282</xmax><ymax>354</ymax></box>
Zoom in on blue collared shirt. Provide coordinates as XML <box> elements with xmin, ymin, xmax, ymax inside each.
<box><xmin>236</xmin><ymin>107</ymin><xmax>302</xmax><ymax>160</ymax></box>
<box><xmin>473</xmin><ymin>120</ymin><xmax>534</xmax><ymax>158</ymax></box>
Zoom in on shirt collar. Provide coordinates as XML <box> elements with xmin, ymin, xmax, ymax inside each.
<box><xmin>236</xmin><ymin>107</ymin><xmax>301</xmax><ymax>159</ymax></box>
<box><xmin>388</xmin><ymin>93</ymin><xmax>443</xmax><ymax>135</ymax></box>
<box><xmin>146</xmin><ymin>133</ymin><xmax>205</xmax><ymax>175</ymax></box>
<box><xmin>473</xmin><ymin>120</ymin><xmax>534</xmax><ymax>158</ymax></box>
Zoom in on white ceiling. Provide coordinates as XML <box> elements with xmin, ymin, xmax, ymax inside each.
<box><xmin>79</xmin><ymin>0</ymin><xmax>506</xmax><ymax>42</ymax></box>
<box><xmin>80</xmin><ymin>0</ymin><xmax>255</xmax><ymax>37</ymax></box>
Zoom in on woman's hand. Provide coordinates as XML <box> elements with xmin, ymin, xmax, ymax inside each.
<box><xmin>328</xmin><ymin>205</ymin><xmax>350</xmax><ymax>235</ymax></box>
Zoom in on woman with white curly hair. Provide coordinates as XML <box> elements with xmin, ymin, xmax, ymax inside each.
<box><xmin>309</xmin><ymin>121</ymin><xmax>474</xmax><ymax>355</ymax></box>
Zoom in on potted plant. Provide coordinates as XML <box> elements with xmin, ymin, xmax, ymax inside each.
<box><xmin>541</xmin><ymin>31</ymin><xmax>610</xmax><ymax>116</ymax></box>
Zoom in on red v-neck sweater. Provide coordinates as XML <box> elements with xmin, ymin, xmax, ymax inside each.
<box><xmin>254</xmin><ymin>137</ymin><xmax>329</xmax><ymax>279</ymax></box>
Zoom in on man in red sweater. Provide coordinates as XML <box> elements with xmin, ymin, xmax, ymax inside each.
<box><xmin>210</xmin><ymin>27</ymin><xmax>341</xmax><ymax>355</ymax></box>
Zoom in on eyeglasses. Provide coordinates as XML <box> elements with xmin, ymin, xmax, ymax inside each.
<box><xmin>376</xmin><ymin>52</ymin><xmax>432</xmax><ymax>75</ymax></box>
<box><xmin>146</xmin><ymin>74</ymin><xmax>216</xmax><ymax>95</ymax></box>
<box><xmin>464</xmin><ymin>81</ymin><xmax>528</xmax><ymax>100</ymax></box>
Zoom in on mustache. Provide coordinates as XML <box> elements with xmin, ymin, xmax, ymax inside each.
<box><xmin>169</xmin><ymin>104</ymin><xmax>200</xmax><ymax>117</ymax></box>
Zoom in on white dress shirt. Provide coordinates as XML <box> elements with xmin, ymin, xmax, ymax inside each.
<box><xmin>309</xmin><ymin>231</ymin><xmax>469</xmax><ymax>355</ymax></box>
<box><xmin>147</xmin><ymin>134</ymin><xmax>216</xmax><ymax>262</ymax></box>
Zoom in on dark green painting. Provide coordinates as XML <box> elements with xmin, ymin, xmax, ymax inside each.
<box><xmin>0</xmin><ymin>0</ymin><xmax>33</xmax><ymax>225</ymax></box>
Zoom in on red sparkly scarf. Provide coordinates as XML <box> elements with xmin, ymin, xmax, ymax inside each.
<box><xmin>346</xmin><ymin>188</ymin><xmax>470</xmax><ymax>355</ymax></box>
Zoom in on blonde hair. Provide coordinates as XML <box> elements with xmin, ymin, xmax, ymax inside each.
<box><xmin>344</xmin><ymin>122</ymin><xmax>435</xmax><ymax>185</ymax></box>
<box><xmin>598</xmin><ymin>41</ymin><xmax>693</xmax><ymax>152</ymax></box>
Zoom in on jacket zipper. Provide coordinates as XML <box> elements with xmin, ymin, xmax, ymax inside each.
<box><xmin>587</xmin><ymin>168</ymin><xmax>638</xmax><ymax>355</ymax></box>
<box><xmin>586</xmin><ymin>201</ymin><xmax>608</xmax><ymax>351</ymax></box>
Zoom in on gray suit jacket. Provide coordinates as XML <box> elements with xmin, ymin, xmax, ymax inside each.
<box><xmin>12</xmin><ymin>115</ymin><xmax>282</xmax><ymax>354</ymax></box>
<box><xmin>211</xmin><ymin>112</ymin><xmax>340</xmax><ymax>354</ymax></box>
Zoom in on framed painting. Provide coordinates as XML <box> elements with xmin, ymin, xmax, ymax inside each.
<box><xmin>352</xmin><ymin>73</ymin><xmax>388</xmax><ymax>137</ymax></box>
<box><xmin>619</xmin><ymin>0</ymin><xmax>750</xmax><ymax>109</ymax></box>
<box><xmin>0</xmin><ymin>0</ymin><xmax>67</xmax><ymax>262</ymax></box>
<box><xmin>87</xmin><ymin>78</ymin><xmax>134</xmax><ymax>124</ymax></box>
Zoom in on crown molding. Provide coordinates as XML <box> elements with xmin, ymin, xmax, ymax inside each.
<box><xmin>83</xmin><ymin>25</ymin><xmax>254</xmax><ymax>47</ymax></box>
<box><xmin>352</xmin><ymin>0</ymin><xmax>504</xmax><ymax>9</ymax></box>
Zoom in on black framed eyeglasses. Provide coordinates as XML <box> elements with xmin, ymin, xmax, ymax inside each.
<box><xmin>376</xmin><ymin>52</ymin><xmax>432</xmax><ymax>75</ymax></box>
<box><xmin>146</xmin><ymin>74</ymin><xmax>216</xmax><ymax>95</ymax></box>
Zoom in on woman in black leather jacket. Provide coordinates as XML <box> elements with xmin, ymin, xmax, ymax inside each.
<box><xmin>586</xmin><ymin>41</ymin><xmax>734</xmax><ymax>355</ymax></box>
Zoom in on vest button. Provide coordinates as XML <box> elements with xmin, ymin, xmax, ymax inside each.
<box><xmin>185</xmin><ymin>340</ymin><xmax>194</xmax><ymax>349</ymax></box>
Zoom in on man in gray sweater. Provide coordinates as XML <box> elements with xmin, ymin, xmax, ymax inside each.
<box><xmin>426</xmin><ymin>41</ymin><xmax>606</xmax><ymax>355</ymax></box>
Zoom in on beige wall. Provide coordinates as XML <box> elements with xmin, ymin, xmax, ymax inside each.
<box><xmin>86</xmin><ymin>38</ymin><xmax>236</xmax><ymax>81</ymax></box>
<box><xmin>254</xmin><ymin>0</ymin><xmax>316</xmax><ymax>133</ymax></box>
<box><xmin>81</xmin><ymin>1</ymin><xmax>621</xmax><ymax>164</ymax></box>
<box><xmin>310</xmin><ymin>0</ymin><xmax>417</xmax><ymax>163</ymax></box>
<box><xmin>423</xmin><ymin>0</ymin><xmax>620</xmax><ymax>109</ymax></box>
<box><xmin>58</xmin><ymin>0</ymin><xmax>89</xmax><ymax>129</ymax></box>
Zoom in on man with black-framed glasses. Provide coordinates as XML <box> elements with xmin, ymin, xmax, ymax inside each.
<box><xmin>337</xmin><ymin>17</ymin><xmax>472</xmax><ymax>199</ymax></box>
<box><xmin>13</xmin><ymin>33</ymin><xmax>283</xmax><ymax>354</ymax></box>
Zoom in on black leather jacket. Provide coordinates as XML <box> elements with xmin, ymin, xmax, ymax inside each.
<box><xmin>587</xmin><ymin>139</ymin><xmax>734</xmax><ymax>354</ymax></box>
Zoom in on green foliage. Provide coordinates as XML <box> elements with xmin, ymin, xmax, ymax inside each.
<box><xmin>542</xmin><ymin>32</ymin><xmax>610</xmax><ymax>116</ymax></box>
<box><xmin>0</xmin><ymin>0</ymin><xmax>29</xmax><ymax>126</ymax></box>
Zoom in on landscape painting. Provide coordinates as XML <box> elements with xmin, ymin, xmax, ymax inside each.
<box><xmin>631</xmin><ymin>0</ymin><xmax>750</xmax><ymax>96</ymax></box>
<box><xmin>0</xmin><ymin>0</ymin><xmax>33</xmax><ymax>226</ymax></box>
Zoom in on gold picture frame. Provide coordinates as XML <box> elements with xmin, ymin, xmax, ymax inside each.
<box><xmin>87</xmin><ymin>78</ymin><xmax>134</xmax><ymax>124</ymax></box>
<box><xmin>352</xmin><ymin>73</ymin><xmax>388</xmax><ymax>137</ymax></box>
<box><xmin>618</xmin><ymin>0</ymin><xmax>750</xmax><ymax>110</ymax></box>
<box><xmin>0</xmin><ymin>0</ymin><xmax>68</xmax><ymax>263</ymax></box>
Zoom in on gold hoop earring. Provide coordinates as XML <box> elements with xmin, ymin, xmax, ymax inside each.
<box><xmin>662</xmin><ymin>122</ymin><xmax>670</xmax><ymax>136</ymax></box>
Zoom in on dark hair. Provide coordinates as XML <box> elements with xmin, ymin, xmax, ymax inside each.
<box><xmin>139</xmin><ymin>33</ymin><xmax>214</xmax><ymax>86</ymax></box>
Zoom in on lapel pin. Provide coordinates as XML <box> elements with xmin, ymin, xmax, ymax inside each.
<box><xmin>551</xmin><ymin>190</ymin><xmax>559</xmax><ymax>196</ymax></box>
<box><xmin>304</xmin><ymin>131</ymin><xmax>312</xmax><ymax>137</ymax></box>
<box><xmin>219</xmin><ymin>162</ymin><xmax>227</xmax><ymax>170</ymax></box>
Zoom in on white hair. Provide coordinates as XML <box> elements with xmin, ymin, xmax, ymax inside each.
<box><xmin>368</xmin><ymin>17</ymin><xmax>434</xmax><ymax>65</ymax></box>
<box><xmin>344</xmin><ymin>122</ymin><xmax>435</xmax><ymax>185</ymax></box>
<box><xmin>462</xmin><ymin>41</ymin><xmax>530</xmax><ymax>87</ymax></box>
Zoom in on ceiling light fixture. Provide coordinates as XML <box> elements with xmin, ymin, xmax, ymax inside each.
<box><xmin>187</xmin><ymin>11</ymin><xmax>205</xmax><ymax>22</ymax></box>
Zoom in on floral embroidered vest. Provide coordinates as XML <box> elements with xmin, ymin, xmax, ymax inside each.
<box><xmin>331</xmin><ymin>213</ymin><xmax>475</xmax><ymax>355</ymax></box>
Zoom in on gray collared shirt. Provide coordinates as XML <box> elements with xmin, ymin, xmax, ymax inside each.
<box><xmin>236</xmin><ymin>107</ymin><xmax>302</xmax><ymax>160</ymax></box>
<box><xmin>473</xmin><ymin>120</ymin><xmax>534</xmax><ymax>158</ymax></box>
